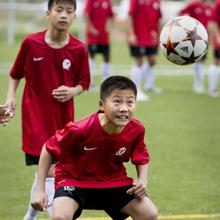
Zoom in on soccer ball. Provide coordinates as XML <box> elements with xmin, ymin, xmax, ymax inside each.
<box><xmin>160</xmin><ymin>16</ymin><xmax>208</xmax><ymax>65</ymax></box>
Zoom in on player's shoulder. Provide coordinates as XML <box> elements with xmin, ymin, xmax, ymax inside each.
<box><xmin>67</xmin><ymin>112</ymin><xmax>97</xmax><ymax>133</ymax></box>
<box><xmin>69</xmin><ymin>34</ymin><xmax>87</xmax><ymax>48</ymax></box>
<box><xmin>129</xmin><ymin>118</ymin><xmax>145</xmax><ymax>131</ymax></box>
<box><xmin>22</xmin><ymin>30</ymin><xmax>46</xmax><ymax>44</ymax></box>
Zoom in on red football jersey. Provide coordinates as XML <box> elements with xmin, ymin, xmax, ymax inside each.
<box><xmin>84</xmin><ymin>0</ymin><xmax>114</xmax><ymax>44</ymax></box>
<box><xmin>10</xmin><ymin>31</ymin><xmax>90</xmax><ymax>156</ymax></box>
<box><xmin>179</xmin><ymin>0</ymin><xmax>214</xmax><ymax>30</ymax></box>
<box><xmin>46</xmin><ymin>112</ymin><xmax>150</xmax><ymax>189</ymax></box>
<box><xmin>128</xmin><ymin>0</ymin><xmax>162</xmax><ymax>47</ymax></box>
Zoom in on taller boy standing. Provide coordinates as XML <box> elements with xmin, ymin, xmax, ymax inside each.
<box><xmin>31</xmin><ymin>75</ymin><xmax>158</xmax><ymax>220</ymax></box>
<box><xmin>128</xmin><ymin>0</ymin><xmax>162</xmax><ymax>101</ymax></box>
<box><xmin>84</xmin><ymin>0</ymin><xmax>114</xmax><ymax>88</ymax></box>
<box><xmin>0</xmin><ymin>0</ymin><xmax>90</xmax><ymax>219</ymax></box>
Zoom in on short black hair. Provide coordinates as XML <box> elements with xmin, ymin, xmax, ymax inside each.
<box><xmin>48</xmin><ymin>0</ymin><xmax>76</xmax><ymax>10</ymax></box>
<box><xmin>100</xmin><ymin>76</ymin><xmax>137</xmax><ymax>100</ymax></box>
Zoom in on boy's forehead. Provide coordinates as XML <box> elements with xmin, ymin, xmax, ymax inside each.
<box><xmin>53</xmin><ymin>1</ymin><xmax>73</xmax><ymax>6</ymax></box>
<box><xmin>50</xmin><ymin>0</ymin><xmax>76</xmax><ymax>9</ymax></box>
<box><xmin>109</xmin><ymin>89</ymin><xmax>136</xmax><ymax>98</ymax></box>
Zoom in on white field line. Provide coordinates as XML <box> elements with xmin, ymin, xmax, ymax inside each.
<box><xmin>0</xmin><ymin>62</ymin><xmax>213</xmax><ymax>76</ymax></box>
<box><xmin>39</xmin><ymin>213</ymin><xmax>220</xmax><ymax>220</ymax></box>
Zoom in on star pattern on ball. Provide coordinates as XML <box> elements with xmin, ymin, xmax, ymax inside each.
<box><xmin>163</xmin><ymin>18</ymin><xmax>186</xmax><ymax>56</ymax></box>
<box><xmin>163</xmin><ymin>37</ymin><xmax>179</xmax><ymax>56</ymax></box>
<box><xmin>181</xmin><ymin>26</ymin><xmax>207</xmax><ymax>64</ymax></box>
<box><xmin>183</xmin><ymin>26</ymin><xmax>203</xmax><ymax>46</ymax></box>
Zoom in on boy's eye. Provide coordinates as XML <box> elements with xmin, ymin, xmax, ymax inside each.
<box><xmin>113</xmin><ymin>99</ymin><xmax>120</xmax><ymax>104</ymax></box>
<box><xmin>67</xmin><ymin>9</ymin><xmax>74</xmax><ymax>13</ymax></box>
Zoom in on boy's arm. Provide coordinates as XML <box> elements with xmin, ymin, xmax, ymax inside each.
<box><xmin>0</xmin><ymin>77</ymin><xmax>20</xmax><ymax>125</ymax></box>
<box><xmin>127</xmin><ymin>164</ymin><xmax>148</xmax><ymax>199</ymax></box>
<box><xmin>52</xmin><ymin>84</ymin><xmax>84</xmax><ymax>103</ymax></box>
<box><xmin>127</xmin><ymin>15</ymin><xmax>137</xmax><ymax>45</ymax></box>
<box><xmin>84</xmin><ymin>14</ymin><xmax>99</xmax><ymax>36</ymax></box>
<box><xmin>5</xmin><ymin>76</ymin><xmax>20</xmax><ymax>109</ymax></box>
<box><xmin>136</xmin><ymin>163</ymin><xmax>148</xmax><ymax>186</ymax></box>
<box><xmin>31</xmin><ymin>144</ymin><xmax>53</xmax><ymax>211</ymax></box>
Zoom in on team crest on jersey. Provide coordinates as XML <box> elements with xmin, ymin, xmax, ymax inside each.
<box><xmin>115</xmin><ymin>147</ymin><xmax>126</xmax><ymax>156</ymax></box>
<box><xmin>195</xmin><ymin>8</ymin><xmax>202</xmax><ymax>14</ymax></box>
<box><xmin>138</xmin><ymin>0</ymin><xmax>145</xmax><ymax>5</ymax></box>
<box><xmin>153</xmin><ymin>2</ymin><xmax>159</xmax><ymax>10</ymax></box>
<box><xmin>93</xmin><ymin>1</ymin><xmax>99</xmax><ymax>8</ymax></box>
<box><xmin>205</xmin><ymin>9</ymin><xmax>212</xmax><ymax>17</ymax></box>
<box><xmin>102</xmin><ymin>1</ymin><xmax>108</xmax><ymax>9</ymax></box>
<box><xmin>63</xmin><ymin>59</ymin><xmax>71</xmax><ymax>70</ymax></box>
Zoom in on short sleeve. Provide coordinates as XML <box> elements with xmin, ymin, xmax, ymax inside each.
<box><xmin>75</xmin><ymin>46</ymin><xmax>90</xmax><ymax>90</ymax></box>
<box><xmin>45</xmin><ymin>122</ymin><xmax>82</xmax><ymax>161</ymax></box>
<box><xmin>10</xmin><ymin>38</ymin><xmax>28</xmax><ymax>79</ymax></box>
<box><xmin>108</xmin><ymin>0</ymin><xmax>114</xmax><ymax>17</ymax></box>
<box><xmin>178</xmin><ymin>2</ymin><xmax>193</xmax><ymax>16</ymax></box>
<box><xmin>84</xmin><ymin>0</ymin><xmax>91</xmax><ymax>16</ymax></box>
<box><xmin>131</xmin><ymin>128</ymin><xmax>150</xmax><ymax>165</ymax></box>
<box><xmin>128</xmin><ymin>0</ymin><xmax>137</xmax><ymax>16</ymax></box>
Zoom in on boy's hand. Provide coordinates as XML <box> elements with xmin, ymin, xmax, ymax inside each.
<box><xmin>31</xmin><ymin>191</ymin><xmax>48</xmax><ymax>212</ymax></box>
<box><xmin>0</xmin><ymin>105</ymin><xmax>15</xmax><ymax>126</ymax></box>
<box><xmin>127</xmin><ymin>179</ymin><xmax>148</xmax><ymax>199</ymax></box>
<box><xmin>52</xmin><ymin>85</ymin><xmax>77</xmax><ymax>102</ymax></box>
<box><xmin>89</xmin><ymin>26</ymin><xmax>99</xmax><ymax>36</ymax></box>
<box><xmin>128</xmin><ymin>33</ymin><xmax>137</xmax><ymax>45</ymax></box>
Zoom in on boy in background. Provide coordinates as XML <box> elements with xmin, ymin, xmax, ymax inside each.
<box><xmin>127</xmin><ymin>0</ymin><xmax>162</xmax><ymax>101</ymax></box>
<box><xmin>31</xmin><ymin>75</ymin><xmax>158</xmax><ymax>220</ymax></box>
<box><xmin>179</xmin><ymin>0</ymin><xmax>214</xmax><ymax>94</ymax></box>
<box><xmin>84</xmin><ymin>0</ymin><xmax>114</xmax><ymax>88</ymax></box>
<box><xmin>0</xmin><ymin>0</ymin><xmax>90</xmax><ymax>219</ymax></box>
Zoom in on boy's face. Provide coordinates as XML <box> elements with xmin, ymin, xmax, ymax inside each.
<box><xmin>47</xmin><ymin>2</ymin><xmax>76</xmax><ymax>31</ymax></box>
<box><xmin>99</xmin><ymin>89</ymin><xmax>136</xmax><ymax>128</ymax></box>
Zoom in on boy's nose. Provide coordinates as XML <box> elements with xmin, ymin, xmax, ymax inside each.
<box><xmin>119</xmin><ymin>104</ymin><xmax>128</xmax><ymax>112</ymax></box>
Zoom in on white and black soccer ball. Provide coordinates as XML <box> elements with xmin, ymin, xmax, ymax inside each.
<box><xmin>160</xmin><ymin>16</ymin><xmax>208</xmax><ymax>65</ymax></box>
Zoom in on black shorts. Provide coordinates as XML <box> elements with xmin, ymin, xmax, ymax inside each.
<box><xmin>130</xmin><ymin>46</ymin><xmax>158</xmax><ymax>57</ymax></box>
<box><xmin>88</xmin><ymin>44</ymin><xmax>110</xmax><ymax>56</ymax></box>
<box><xmin>25</xmin><ymin>153</ymin><xmax>56</xmax><ymax>166</ymax></box>
<box><xmin>214</xmin><ymin>49</ymin><xmax>220</xmax><ymax>59</ymax></box>
<box><xmin>54</xmin><ymin>185</ymin><xmax>135</xmax><ymax>220</ymax></box>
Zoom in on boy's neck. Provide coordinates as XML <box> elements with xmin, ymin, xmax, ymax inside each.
<box><xmin>99</xmin><ymin>113</ymin><xmax>124</xmax><ymax>135</ymax></box>
<box><xmin>45</xmin><ymin>29</ymin><xmax>70</xmax><ymax>49</ymax></box>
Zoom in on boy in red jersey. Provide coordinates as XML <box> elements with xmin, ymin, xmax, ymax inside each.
<box><xmin>31</xmin><ymin>75</ymin><xmax>158</xmax><ymax>220</ymax></box>
<box><xmin>128</xmin><ymin>0</ymin><xmax>162</xmax><ymax>101</ymax></box>
<box><xmin>179</xmin><ymin>0</ymin><xmax>214</xmax><ymax>94</ymax></box>
<box><xmin>84</xmin><ymin>0</ymin><xmax>114</xmax><ymax>88</ymax></box>
<box><xmin>208</xmin><ymin>0</ymin><xmax>220</xmax><ymax>97</ymax></box>
<box><xmin>0</xmin><ymin>0</ymin><xmax>90</xmax><ymax>219</ymax></box>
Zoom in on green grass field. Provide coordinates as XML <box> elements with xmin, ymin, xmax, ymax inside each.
<box><xmin>0</xmin><ymin>37</ymin><xmax>220</xmax><ymax>220</ymax></box>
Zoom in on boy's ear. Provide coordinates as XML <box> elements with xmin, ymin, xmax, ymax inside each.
<box><xmin>46</xmin><ymin>10</ymin><xmax>50</xmax><ymax>17</ymax></box>
<box><xmin>99</xmin><ymin>100</ymin><xmax>104</xmax><ymax>111</ymax></box>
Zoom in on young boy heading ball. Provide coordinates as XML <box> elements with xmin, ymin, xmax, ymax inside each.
<box><xmin>32</xmin><ymin>75</ymin><xmax>158</xmax><ymax>220</ymax></box>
